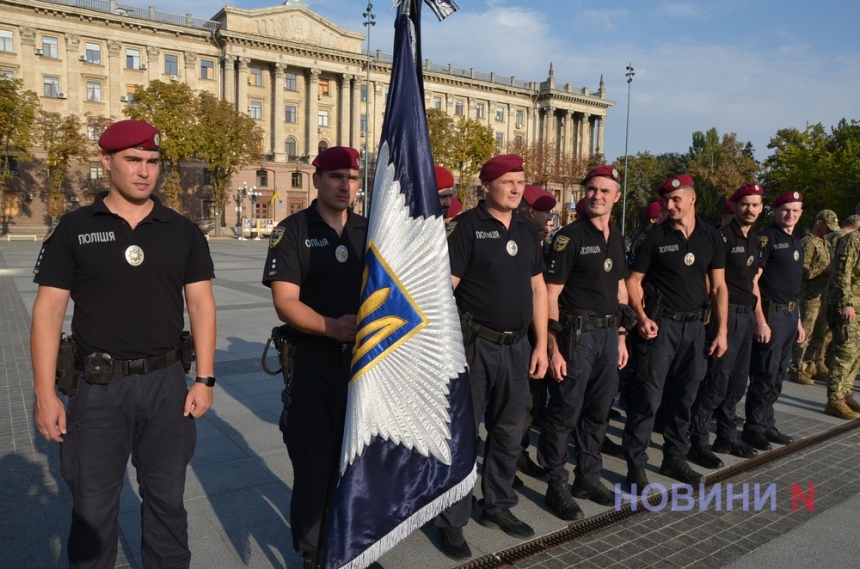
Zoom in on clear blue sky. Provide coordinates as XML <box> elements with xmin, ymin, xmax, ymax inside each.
<box><xmin>146</xmin><ymin>0</ymin><xmax>860</xmax><ymax>163</ymax></box>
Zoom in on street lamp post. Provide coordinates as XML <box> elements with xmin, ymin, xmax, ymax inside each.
<box><xmin>235</xmin><ymin>182</ymin><xmax>248</xmax><ymax>240</ymax></box>
<box><xmin>248</xmin><ymin>187</ymin><xmax>261</xmax><ymax>240</ymax></box>
<box><xmin>621</xmin><ymin>63</ymin><xmax>635</xmax><ymax>238</ymax></box>
<box><xmin>362</xmin><ymin>2</ymin><xmax>375</xmax><ymax>216</ymax></box>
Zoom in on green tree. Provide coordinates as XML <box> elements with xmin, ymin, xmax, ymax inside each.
<box><xmin>124</xmin><ymin>80</ymin><xmax>198</xmax><ymax>209</ymax></box>
<box><xmin>195</xmin><ymin>91</ymin><xmax>263</xmax><ymax>237</ymax></box>
<box><xmin>0</xmin><ymin>77</ymin><xmax>40</xmax><ymax>197</ymax></box>
<box><xmin>448</xmin><ymin>117</ymin><xmax>495</xmax><ymax>207</ymax></box>
<box><xmin>37</xmin><ymin>112</ymin><xmax>90</xmax><ymax>222</ymax></box>
<box><xmin>426</xmin><ymin>108</ymin><xmax>454</xmax><ymax>167</ymax></box>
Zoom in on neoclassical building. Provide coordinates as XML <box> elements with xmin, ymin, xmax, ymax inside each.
<box><xmin>0</xmin><ymin>0</ymin><xmax>613</xmax><ymax>232</ymax></box>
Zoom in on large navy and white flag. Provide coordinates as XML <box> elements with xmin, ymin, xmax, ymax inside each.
<box><xmin>323</xmin><ymin>1</ymin><xmax>476</xmax><ymax>568</ymax></box>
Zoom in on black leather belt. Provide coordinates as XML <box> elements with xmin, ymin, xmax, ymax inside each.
<box><xmin>574</xmin><ymin>313</ymin><xmax>619</xmax><ymax>331</ymax></box>
<box><xmin>656</xmin><ymin>307</ymin><xmax>705</xmax><ymax>323</ymax></box>
<box><xmin>729</xmin><ymin>303</ymin><xmax>755</xmax><ymax>314</ymax></box>
<box><xmin>293</xmin><ymin>343</ymin><xmax>352</xmax><ymax>365</ymax></box>
<box><xmin>473</xmin><ymin>324</ymin><xmax>528</xmax><ymax>345</ymax></box>
<box><xmin>111</xmin><ymin>347</ymin><xmax>180</xmax><ymax>375</ymax></box>
<box><xmin>769</xmin><ymin>301</ymin><xmax>798</xmax><ymax>312</ymax></box>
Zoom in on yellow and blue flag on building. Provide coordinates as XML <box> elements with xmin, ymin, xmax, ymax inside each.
<box><xmin>323</xmin><ymin>1</ymin><xmax>476</xmax><ymax>567</ymax></box>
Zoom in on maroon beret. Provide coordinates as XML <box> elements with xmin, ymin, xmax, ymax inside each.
<box><xmin>575</xmin><ymin>198</ymin><xmax>587</xmax><ymax>218</ymax></box>
<box><xmin>721</xmin><ymin>201</ymin><xmax>735</xmax><ymax>215</ymax></box>
<box><xmin>523</xmin><ymin>185</ymin><xmax>556</xmax><ymax>211</ymax></box>
<box><xmin>772</xmin><ymin>191</ymin><xmax>803</xmax><ymax>209</ymax></box>
<box><xmin>98</xmin><ymin>120</ymin><xmax>160</xmax><ymax>153</ymax></box>
<box><xmin>644</xmin><ymin>201</ymin><xmax>663</xmax><ymax>219</ymax></box>
<box><xmin>658</xmin><ymin>174</ymin><xmax>695</xmax><ymax>196</ymax></box>
<box><xmin>435</xmin><ymin>166</ymin><xmax>454</xmax><ymax>191</ymax></box>
<box><xmin>447</xmin><ymin>196</ymin><xmax>463</xmax><ymax>218</ymax></box>
<box><xmin>479</xmin><ymin>154</ymin><xmax>524</xmax><ymax>181</ymax></box>
<box><xmin>729</xmin><ymin>183</ymin><xmax>764</xmax><ymax>202</ymax></box>
<box><xmin>312</xmin><ymin>146</ymin><xmax>360</xmax><ymax>170</ymax></box>
<box><xmin>582</xmin><ymin>165</ymin><xmax>621</xmax><ymax>186</ymax></box>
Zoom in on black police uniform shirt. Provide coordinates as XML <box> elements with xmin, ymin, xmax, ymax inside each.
<box><xmin>546</xmin><ymin>216</ymin><xmax>628</xmax><ymax>316</ymax></box>
<box><xmin>631</xmin><ymin>215</ymin><xmax>726</xmax><ymax>313</ymax></box>
<box><xmin>720</xmin><ymin>218</ymin><xmax>761</xmax><ymax>307</ymax></box>
<box><xmin>262</xmin><ymin>200</ymin><xmax>367</xmax><ymax>350</ymax></box>
<box><xmin>758</xmin><ymin>223</ymin><xmax>803</xmax><ymax>304</ymax></box>
<box><xmin>33</xmin><ymin>192</ymin><xmax>215</xmax><ymax>360</ymax></box>
<box><xmin>447</xmin><ymin>202</ymin><xmax>544</xmax><ymax>333</ymax></box>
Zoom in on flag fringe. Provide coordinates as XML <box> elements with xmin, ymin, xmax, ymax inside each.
<box><xmin>338</xmin><ymin>464</ymin><xmax>477</xmax><ymax>569</ymax></box>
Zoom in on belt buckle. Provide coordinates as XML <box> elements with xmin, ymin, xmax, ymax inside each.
<box><xmin>127</xmin><ymin>358</ymin><xmax>146</xmax><ymax>375</ymax></box>
<box><xmin>500</xmin><ymin>331</ymin><xmax>516</xmax><ymax>344</ymax></box>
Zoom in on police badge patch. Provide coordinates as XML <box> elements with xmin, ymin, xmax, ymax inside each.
<box><xmin>269</xmin><ymin>226</ymin><xmax>285</xmax><ymax>248</ymax></box>
<box><xmin>793</xmin><ymin>250</ymin><xmax>800</xmax><ymax>261</ymax></box>
<box><xmin>43</xmin><ymin>220</ymin><xmax>60</xmax><ymax>242</ymax></box>
<box><xmin>554</xmin><ymin>235</ymin><xmax>570</xmax><ymax>252</ymax></box>
<box><xmin>446</xmin><ymin>221</ymin><xmax>457</xmax><ymax>238</ymax></box>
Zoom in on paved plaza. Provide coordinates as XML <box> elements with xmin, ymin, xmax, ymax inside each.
<box><xmin>1</xmin><ymin>238</ymin><xmax>858</xmax><ymax>569</ymax></box>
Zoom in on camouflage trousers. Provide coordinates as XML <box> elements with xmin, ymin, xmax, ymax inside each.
<box><xmin>827</xmin><ymin>317</ymin><xmax>860</xmax><ymax>398</ymax></box>
<box><xmin>793</xmin><ymin>295</ymin><xmax>831</xmax><ymax>367</ymax></box>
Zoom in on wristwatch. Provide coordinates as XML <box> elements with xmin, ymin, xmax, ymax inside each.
<box><xmin>195</xmin><ymin>376</ymin><xmax>216</xmax><ymax>387</ymax></box>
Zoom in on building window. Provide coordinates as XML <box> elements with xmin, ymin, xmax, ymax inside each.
<box><xmin>454</xmin><ymin>100</ymin><xmax>464</xmax><ymax>116</ymax></box>
<box><xmin>318</xmin><ymin>110</ymin><xmax>329</xmax><ymax>127</ymax></box>
<box><xmin>125</xmin><ymin>86</ymin><xmax>136</xmax><ymax>103</ymax></box>
<box><xmin>291</xmin><ymin>171</ymin><xmax>302</xmax><ymax>188</ymax></box>
<box><xmin>85</xmin><ymin>42</ymin><xmax>100</xmax><ymax>64</ymax></box>
<box><xmin>285</xmin><ymin>72</ymin><xmax>297</xmax><ymax>91</ymax></box>
<box><xmin>0</xmin><ymin>70</ymin><xmax>13</xmax><ymax>80</ymax></box>
<box><xmin>285</xmin><ymin>137</ymin><xmax>297</xmax><ymax>158</ymax></box>
<box><xmin>318</xmin><ymin>140</ymin><xmax>329</xmax><ymax>154</ymax></box>
<box><xmin>285</xmin><ymin>105</ymin><xmax>297</xmax><ymax>123</ymax></box>
<box><xmin>164</xmin><ymin>54</ymin><xmax>178</xmax><ymax>76</ymax></box>
<box><xmin>432</xmin><ymin>96</ymin><xmax>442</xmax><ymax>110</ymax></box>
<box><xmin>126</xmin><ymin>49</ymin><xmax>141</xmax><ymax>69</ymax></box>
<box><xmin>318</xmin><ymin>78</ymin><xmax>330</xmax><ymax>97</ymax></box>
<box><xmin>86</xmin><ymin>119</ymin><xmax>103</xmax><ymax>141</ymax></box>
<box><xmin>201</xmin><ymin>59</ymin><xmax>214</xmax><ymax>80</ymax></box>
<box><xmin>203</xmin><ymin>169</ymin><xmax>212</xmax><ymax>185</ymax></box>
<box><xmin>514</xmin><ymin>134</ymin><xmax>523</xmax><ymax>146</ymax></box>
<box><xmin>360</xmin><ymin>114</ymin><xmax>368</xmax><ymax>135</ymax></box>
<box><xmin>495</xmin><ymin>107</ymin><xmax>504</xmax><ymax>121</ymax></box>
<box><xmin>0</xmin><ymin>30</ymin><xmax>12</xmax><ymax>53</ymax></box>
<box><xmin>43</xmin><ymin>76</ymin><xmax>60</xmax><ymax>98</ymax></box>
<box><xmin>360</xmin><ymin>84</ymin><xmax>368</xmax><ymax>102</ymax></box>
<box><xmin>516</xmin><ymin>109</ymin><xmax>524</xmax><ymax>125</ymax></box>
<box><xmin>42</xmin><ymin>36</ymin><xmax>58</xmax><ymax>59</ymax></box>
<box><xmin>86</xmin><ymin>81</ymin><xmax>102</xmax><ymax>103</ymax></box>
<box><xmin>256</xmin><ymin>170</ymin><xmax>268</xmax><ymax>187</ymax></box>
<box><xmin>250</xmin><ymin>67</ymin><xmax>263</xmax><ymax>87</ymax></box>
<box><xmin>289</xmin><ymin>199</ymin><xmax>303</xmax><ymax>216</ymax></box>
<box><xmin>249</xmin><ymin>101</ymin><xmax>263</xmax><ymax>120</ymax></box>
<box><xmin>89</xmin><ymin>162</ymin><xmax>104</xmax><ymax>180</ymax></box>
<box><xmin>476</xmin><ymin>103</ymin><xmax>485</xmax><ymax>119</ymax></box>
<box><xmin>495</xmin><ymin>132</ymin><xmax>504</xmax><ymax>147</ymax></box>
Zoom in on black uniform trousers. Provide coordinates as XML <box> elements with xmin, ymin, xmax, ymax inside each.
<box><xmin>689</xmin><ymin>310</ymin><xmax>755</xmax><ymax>446</ymax></box>
<box><xmin>281</xmin><ymin>351</ymin><xmax>349</xmax><ymax>556</ymax></box>
<box><xmin>622</xmin><ymin>318</ymin><xmax>706</xmax><ymax>466</ymax></box>
<box><xmin>435</xmin><ymin>336</ymin><xmax>530</xmax><ymax>528</ymax></box>
<box><xmin>538</xmin><ymin>328</ymin><xmax>618</xmax><ymax>484</ymax></box>
<box><xmin>520</xmin><ymin>377</ymin><xmax>547</xmax><ymax>453</ymax></box>
<box><xmin>61</xmin><ymin>362</ymin><xmax>195</xmax><ymax>569</ymax></box>
<box><xmin>745</xmin><ymin>306</ymin><xmax>799</xmax><ymax>433</ymax></box>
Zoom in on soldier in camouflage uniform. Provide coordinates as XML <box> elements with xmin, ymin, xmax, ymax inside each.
<box><xmin>792</xmin><ymin>210</ymin><xmax>839</xmax><ymax>384</ymax></box>
<box><xmin>827</xmin><ymin>215</ymin><xmax>860</xmax><ymax>251</ymax></box>
<box><xmin>824</xmin><ymin>230</ymin><xmax>860</xmax><ymax>419</ymax></box>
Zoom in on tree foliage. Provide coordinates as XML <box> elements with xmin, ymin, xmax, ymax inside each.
<box><xmin>0</xmin><ymin>77</ymin><xmax>40</xmax><ymax>195</ymax></box>
<box><xmin>37</xmin><ymin>112</ymin><xmax>90</xmax><ymax>221</ymax></box>
<box><xmin>687</xmin><ymin>128</ymin><xmax>759</xmax><ymax>222</ymax></box>
<box><xmin>195</xmin><ymin>91</ymin><xmax>263</xmax><ymax>236</ymax></box>
<box><xmin>426</xmin><ymin>109</ymin><xmax>495</xmax><ymax>207</ymax></box>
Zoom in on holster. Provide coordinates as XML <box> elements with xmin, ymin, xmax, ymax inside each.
<box><xmin>180</xmin><ymin>331</ymin><xmax>195</xmax><ymax>374</ymax></box>
<box><xmin>262</xmin><ymin>325</ymin><xmax>296</xmax><ymax>388</ymax></box>
<box><xmin>643</xmin><ymin>282</ymin><xmax>663</xmax><ymax>320</ymax></box>
<box><xmin>56</xmin><ymin>333</ymin><xmax>78</xmax><ymax>397</ymax></box>
<box><xmin>702</xmin><ymin>299</ymin><xmax>713</xmax><ymax>326</ymax></box>
<box><xmin>557</xmin><ymin>313</ymin><xmax>595</xmax><ymax>365</ymax></box>
<box><xmin>459</xmin><ymin>312</ymin><xmax>478</xmax><ymax>349</ymax></box>
<box><xmin>83</xmin><ymin>352</ymin><xmax>114</xmax><ymax>386</ymax></box>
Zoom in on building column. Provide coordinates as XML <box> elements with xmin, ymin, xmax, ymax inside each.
<box><xmin>546</xmin><ymin>106</ymin><xmax>556</xmax><ymax>152</ymax></box>
<box><xmin>596</xmin><ymin>116</ymin><xmax>605</xmax><ymax>156</ymax></box>
<box><xmin>222</xmin><ymin>55</ymin><xmax>236</xmax><ymax>106</ymax></box>
<box><xmin>350</xmin><ymin>75</ymin><xmax>361</xmax><ymax>149</ymax></box>
<box><xmin>63</xmin><ymin>34</ymin><xmax>81</xmax><ymax>115</ymax></box>
<box><xmin>306</xmin><ymin>68</ymin><xmax>320</xmax><ymax>158</ymax></box>
<box><xmin>237</xmin><ymin>57</ymin><xmax>250</xmax><ymax>116</ymax></box>
<box><xmin>107</xmin><ymin>40</ymin><xmax>122</xmax><ymax>110</ymax></box>
<box><xmin>145</xmin><ymin>46</ymin><xmax>159</xmax><ymax>82</ymax></box>
<box><xmin>487</xmin><ymin>99</ymin><xmax>496</xmax><ymax>130</ymax></box>
<box><xmin>184</xmin><ymin>51</ymin><xmax>197</xmax><ymax>89</ymax></box>
<box><xmin>339</xmin><ymin>73</ymin><xmax>351</xmax><ymax>146</ymax></box>
<box><xmin>584</xmin><ymin>113</ymin><xmax>593</xmax><ymax>156</ymax></box>
<box><xmin>273</xmin><ymin>63</ymin><xmax>286</xmax><ymax>162</ymax></box>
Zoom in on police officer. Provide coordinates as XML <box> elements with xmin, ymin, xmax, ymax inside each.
<box><xmin>436</xmin><ymin>154</ymin><xmax>548</xmax><ymax>560</ymax></box>
<box><xmin>538</xmin><ymin>165</ymin><xmax>628</xmax><ymax>519</ymax></box>
<box><xmin>792</xmin><ymin>209</ymin><xmax>838</xmax><ymax>384</ymax></box>
<box><xmin>688</xmin><ymin>183</ymin><xmax>764</xmax><ymax>468</ymax></box>
<box><xmin>622</xmin><ymin>174</ymin><xmax>728</xmax><ymax>487</ymax></box>
<box><xmin>823</xmin><ymin>230</ymin><xmax>860</xmax><ymax>419</ymax></box>
<box><xmin>31</xmin><ymin>119</ymin><xmax>217</xmax><ymax>568</ymax></box>
<box><xmin>436</xmin><ymin>165</ymin><xmax>456</xmax><ymax>219</ymax></box>
<box><xmin>262</xmin><ymin>146</ymin><xmax>367</xmax><ymax>567</ymax></box>
<box><xmin>627</xmin><ymin>201</ymin><xmax>665</xmax><ymax>267</ymax></box>
<box><xmin>743</xmin><ymin>191</ymin><xmax>805</xmax><ymax>451</ymax></box>
<box><xmin>514</xmin><ymin>184</ymin><xmax>557</xmax><ymax>483</ymax></box>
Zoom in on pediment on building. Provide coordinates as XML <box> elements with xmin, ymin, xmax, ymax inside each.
<box><xmin>214</xmin><ymin>4</ymin><xmax>364</xmax><ymax>52</ymax></box>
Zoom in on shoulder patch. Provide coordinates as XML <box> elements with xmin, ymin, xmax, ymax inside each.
<box><xmin>759</xmin><ymin>235</ymin><xmax>768</xmax><ymax>249</ymax></box>
<box><xmin>269</xmin><ymin>226</ymin><xmax>285</xmax><ymax>248</ymax></box>
<box><xmin>445</xmin><ymin>221</ymin><xmax>458</xmax><ymax>238</ymax></box>
<box><xmin>43</xmin><ymin>220</ymin><xmax>60</xmax><ymax>242</ymax></box>
<box><xmin>554</xmin><ymin>235</ymin><xmax>570</xmax><ymax>252</ymax></box>
<box><xmin>722</xmin><ymin>234</ymin><xmax>727</xmax><ymax>243</ymax></box>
